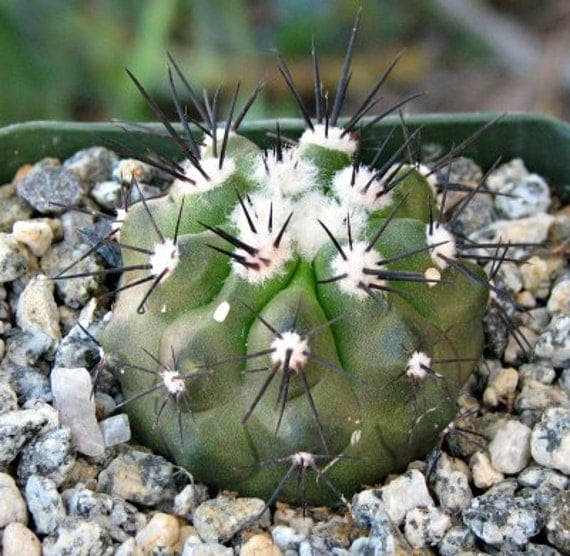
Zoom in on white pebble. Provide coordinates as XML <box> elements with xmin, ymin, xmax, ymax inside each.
<box><xmin>381</xmin><ymin>469</ymin><xmax>434</xmax><ymax>526</ymax></box>
<box><xmin>99</xmin><ymin>413</ymin><xmax>131</xmax><ymax>447</ymax></box>
<box><xmin>483</xmin><ymin>367</ymin><xmax>518</xmax><ymax>407</ymax></box>
<box><xmin>488</xmin><ymin>420</ymin><xmax>531</xmax><ymax>474</ymax></box>
<box><xmin>2</xmin><ymin>522</ymin><xmax>41</xmax><ymax>556</ymax></box>
<box><xmin>51</xmin><ymin>367</ymin><xmax>105</xmax><ymax>457</ymax></box>
<box><xmin>470</xmin><ymin>452</ymin><xmax>504</xmax><ymax>489</ymax></box>
<box><xmin>547</xmin><ymin>279</ymin><xmax>570</xmax><ymax>315</ymax></box>
<box><xmin>12</xmin><ymin>220</ymin><xmax>54</xmax><ymax>256</ymax></box>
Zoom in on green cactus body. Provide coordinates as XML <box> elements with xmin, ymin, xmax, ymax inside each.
<box><xmin>101</xmin><ymin>117</ymin><xmax>489</xmax><ymax>504</ymax></box>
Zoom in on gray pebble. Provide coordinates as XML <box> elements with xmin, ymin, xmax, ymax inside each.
<box><xmin>16</xmin><ymin>159</ymin><xmax>84</xmax><ymax>214</ymax></box>
<box><xmin>63</xmin><ymin>485</ymin><xmax>146</xmax><ymax>542</ymax></box>
<box><xmin>91</xmin><ymin>180</ymin><xmax>123</xmax><ymax>210</ymax></box>
<box><xmin>25</xmin><ymin>474</ymin><xmax>66</xmax><ymax>535</ymax></box>
<box><xmin>525</xmin><ymin>543</ymin><xmax>563</xmax><ymax>556</ymax></box>
<box><xmin>0</xmin><ymin>189</ymin><xmax>33</xmax><ymax>233</ymax></box>
<box><xmin>64</xmin><ymin>146</ymin><xmax>118</xmax><ymax>188</ymax></box>
<box><xmin>172</xmin><ymin>482</ymin><xmax>208</xmax><ymax>519</ymax></box>
<box><xmin>531</xmin><ymin>407</ymin><xmax>570</xmax><ymax>475</ymax></box>
<box><xmin>0</xmin><ymin>233</ymin><xmax>29</xmax><ymax>283</ymax></box>
<box><xmin>534</xmin><ymin>315</ymin><xmax>570</xmax><ymax>368</ymax></box>
<box><xmin>0</xmin><ymin>408</ymin><xmax>48</xmax><ymax>466</ymax></box>
<box><xmin>42</xmin><ymin>516</ymin><xmax>114</xmax><ymax>556</ymax></box>
<box><xmin>438</xmin><ymin>525</ymin><xmax>478</xmax><ymax>556</ymax></box>
<box><xmin>17</xmin><ymin>426</ymin><xmax>76</xmax><ymax>487</ymax></box>
<box><xmin>462</xmin><ymin>491</ymin><xmax>542</xmax><ymax>547</ymax></box>
<box><xmin>97</xmin><ymin>448</ymin><xmax>178</xmax><ymax>506</ymax></box>
<box><xmin>60</xmin><ymin>209</ymin><xmax>96</xmax><ymax>245</ymax></box>
<box><xmin>0</xmin><ymin>381</ymin><xmax>18</xmax><ymax>414</ymax></box>
<box><xmin>192</xmin><ymin>495</ymin><xmax>267</xmax><ymax>543</ymax></box>
<box><xmin>41</xmin><ymin>242</ymin><xmax>104</xmax><ymax>309</ymax></box>
<box><xmin>404</xmin><ymin>505</ymin><xmax>451</xmax><ymax>548</ymax></box>
<box><xmin>51</xmin><ymin>367</ymin><xmax>105</xmax><ymax>457</ymax></box>
<box><xmin>0</xmin><ymin>472</ymin><xmax>28</xmax><ymax>527</ymax></box>
<box><xmin>518</xmin><ymin>362</ymin><xmax>557</xmax><ymax>386</ymax></box>
<box><xmin>545</xmin><ymin>490</ymin><xmax>570</xmax><ymax>554</ymax></box>
<box><xmin>4</xmin><ymin>328</ymin><xmax>55</xmax><ymax>366</ymax></box>
<box><xmin>518</xmin><ymin>465</ymin><xmax>568</xmax><ymax>490</ymax></box>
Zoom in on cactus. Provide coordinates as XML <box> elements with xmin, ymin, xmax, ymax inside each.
<box><xmin>79</xmin><ymin>13</ymin><xmax>495</xmax><ymax>505</ymax></box>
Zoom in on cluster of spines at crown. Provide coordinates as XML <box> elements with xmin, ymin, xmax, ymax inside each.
<box><xmin>54</xmin><ymin>8</ymin><xmax>527</xmax><ymax>509</ymax></box>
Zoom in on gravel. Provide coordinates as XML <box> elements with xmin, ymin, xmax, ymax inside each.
<box><xmin>0</xmin><ymin>144</ymin><xmax>569</xmax><ymax>554</ymax></box>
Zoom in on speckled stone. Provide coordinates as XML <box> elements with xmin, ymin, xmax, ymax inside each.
<box><xmin>0</xmin><ymin>408</ymin><xmax>49</xmax><ymax>466</ymax></box>
<box><xmin>429</xmin><ymin>452</ymin><xmax>472</xmax><ymax>512</ymax></box>
<box><xmin>531</xmin><ymin>407</ymin><xmax>570</xmax><ymax>475</ymax></box>
<box><xmin>12</xmin><ymin>220</ymin><xmax>54</xmax><ymax>257</ymax></box>
<box><xmin>438</xmin><ymin>525</ymin><xmax>478</xmax><ymax>556</ymax></box>
<box><xmin>0</xmin><ymin>381</ymin><xmax>18</xmax><ymax>414</ymax></box>
<box><xmin>534</xmin><ymin>315</ymin><xmax>570</xmax><ymax>368</ymax></box>
<box><xmin>17</xmin><ymin>426</ymin><xmax>75</xmax><ymax>487</ymax></box>
<box><xmin>404</xmin><ymin>505</ymin><xmax>451</xmax><ymax>549</ymax></box>
<box><xmin>42</xmin><ymin>516</ymin><xmax>114</xmax><ymax>556</ymax></box>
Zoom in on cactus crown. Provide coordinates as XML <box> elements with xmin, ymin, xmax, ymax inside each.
<box><xmin>57</xmin><ymin>11</ymin><xmax>504</xmax><ymax>506</ymax></box>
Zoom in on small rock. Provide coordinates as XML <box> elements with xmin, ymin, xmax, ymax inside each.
<box><xmin>548</xmin><ymin>278</ymin><xmax>570</xmax><ymax>315</ymax></box>
<box><xmin>483</xmin><ymin>366</ymin><xmax>518</xmax><ymax>407</ymax></box>
<box><xmin>113</xmin><ymin>158</ymin><xmax>155</xmax><ymax>184</ymax></box>
<box><xmin>12</xmin><ymin>219</ymin><xmax>54</xmax><ymax>256</ymax></box>
<box><xmin>487</xmin><ymin>159</ymin><xmax>551</xmax><ymax>219</ymax></box>
<box><xmin>380</xmin><ymin>469</ymin><xmax>434</xmax><ymax>526</ymax></box>
<box><xmin>64</xmin><ymin>146</ymin><xmax>118</xmax><ymax>188</ymax></box>
<box><xmin>488</xmin><ymin>419</ymin><xmax>531</xmax><ymax>474</ymax></box>
<box><xmin>2</xmin><ymin>522</ymin><xmax>42</xmax><ymax>556</ymax></box>
<box><xmin>545</xmin><ymin>490</ymin><xmax>570</xmax><ymax>554</ymax></box>
<box><xmin>0</xmin><ymin>472</ymin><xmax>28</xmax><ymax>527</ymax></box>
<box><xmin>42</xmin><ymin>516</ymin><xmax>113</xmax><ymax>556</ymax></box>
<box><xmin>534</xmin><ymin>315</ymin><xmax>570</xmax><ymax>368</ymax></box>
<box><xmin>240</xmin><ymin>533</ymin><xmax>282</xmax><ymax>556</ymax></box>
<box><xmin>0</xmin><ymin>190</ymin><xmax>33</xmax><ymax>233</ymax></box>
<box><xmin>531</xmin><ymin>407</ymin><xmax>570</xmax><ymax>474</ymax></box>
<box><xmin>469</xmin><ymin>451</ymin><xmax>504</xmax><ymax>489</ymax></box>
<box><xmin>173</xmin><ymin>483</ymin><xmax>209</xmax><ymax>519</ymax></box>
<box><xmin>25</xmin><ymin>475</ymin><xmax>66</xmax><ymax>535</ymax></box>
<box><xmin>41</xmin><ymin>242</ymin><xmax>104</xmax><ymax>309</ymax></box>
<box><xmin>63</xmin><ymin>485</ymin><xmax>145</xmax><ymax>541</ymax></box>
<box><xmin>462</xmin><ymin>491</ymin><xmax>542</xmax><ymax>547</ymax></box>
<box><xmin>1</xmin><ymin>359</ymin><xmax>52</xmax><ymax>402</ymax></box>
<box><xmin>350</xmin><ymin>489</ymin><xmax>400</xmax><ymax>543</ymax></box>
<box><xmin>271</xmin><ymin>524</ymin><xmax>306</xmax><ymax>550</ymax></box>
<box><xmin>438</xmin><ymin>525</ymin><xmax>478</xmax><ymax>556</ymax></box>
<box><xmin>0</xmin><ymin>232</ymin><xmax>29</xmax><ymax>283</ymax></box>
<box><xmin>51</xmin><ymin>367</ymin><xmax>105</xmax><ymax>457</ymax></box>
<box><xmin>515</xmin><ymin>379</ymin><xmax>569</xmax><ymax>414</ymax></box>
<box><xmin>115</xmin><ymin>537</ymin><xmax>144</xmax><ymax>556</ymax></box>
<box><xmin>17</xmin><ymin>426</ymin><xmax>75</xmax><ymax>486</ymax></box>
<box><xmin>4</xmin><ymin>328</ymin><xmax>55</xmax><ymax>366</ymax></box>
<box><xmin>16</xmin><ymin>274</ymin><xmax>61</xmax><ymax>341</ymax></box>
<box><xmin>99</xmin><ymin>413</ymin><xmax>131</xmax><ymax>447</ymax></box>
<box><xmin>429</xmin><ymin>452</ymin><xmax>472</xmax><ymax>512</ymax></box>
<box><xmin>97</xmin><ymin>448</ymin><xmax>178</xmax><ymax>506</ymax></box>
<box><xmin>135</xmin><ymin>512</ymin><xmax>180</xmax><ymax>552</ymax></box>
<box><xmin>16</xmin><ymin>159</ymin><xmax>84</xmax><ymax>214</ymax></box>
<box><xmin>0</xmin><ymin>408</ymin><xmax>49</xmax><ymax>466</ymax></box>
<box><xmin>518</xmin><ymin>465</ymin><xmax>568</xmax><ymax>490</ymax></box>
<box><xmin>91</xmin><ymin>180</ymin><xmax>123</xmax><ymax>210</ymax></box>
<box><xmin>404</xmin><ymin>505</ymin><xmax>451</xmax><ymax>548</ymax></box>
<box><xmin>182</xmin><ymin>541</ymin><xmax>233</xmax><ymax>556</ymax></box>
<box><xmin>518</xmin><ymin>362</ymin><xmax>557</xmax><ymax>385</ymax></box>
<box><xmin>0</xmin><ymin>381</ymin><xmax>18</xmax><ymax>414</ymax></box>
<box><xmin>193</xmin><ymin>495</ymin><xmax>267</xmax><ymax>543</ymax></box>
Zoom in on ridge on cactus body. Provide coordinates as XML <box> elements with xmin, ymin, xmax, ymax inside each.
<box><xmin>66</xmin><ymin>11</ymin><xmax>505</xmax><ymax>506</ymax></box>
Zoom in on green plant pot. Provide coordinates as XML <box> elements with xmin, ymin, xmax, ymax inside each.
<box><xmin>1</xmin><ymin>113</ymin><xmax>569</xmax><ymax>200</ymax></box>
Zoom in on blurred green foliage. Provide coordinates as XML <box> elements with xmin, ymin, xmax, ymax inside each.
<box><xmin>0</xmin><ymin>0</ymin><xmax>490</xmax><ymax>125</ymax></box>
